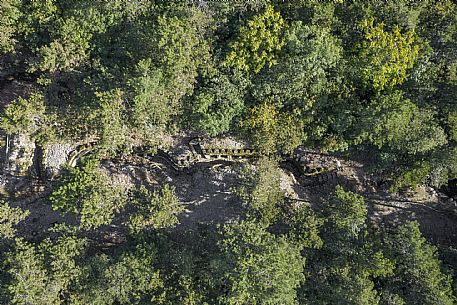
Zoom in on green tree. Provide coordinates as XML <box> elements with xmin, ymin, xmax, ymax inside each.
<box><xmin>73</xmin><ymin>242</ymin><xmax>165</xmax><ymax>305</ymax></box>
<box><xmin>301</xmin><ymin>187</ymin><xmax>394</xmax><ymax>305</ymax></box>
<box><xmin>0</xmin><ymin>202</ymin><xmax>29</xmax><ymax>239</ymax></box>
<box><xmin>358</xmin><ymin>91</ymin><xmax>447</xmax><ymax>155</ymax></box>
<box><xmin>225</xmin><ymin>5</ymin><xmax>286</xmax><ymax>73</ymax></box>
<box><xmin>280</xmin><ymin>203</ymin><xmax>323</xmax><ymax>249</ymax></box>
<box><xmin>417</xmin><ymin>0</ymin><xmax>457</xmax><ymax>52</ymax></box>
<box><xmin>448</xmin><ymin>110</ymin><xmax>457</xmax><ymax>142</ymax></box>
<box><xmin>6</xmin><ymin>236</ymin><xmax>86</xmax><ymax>305</ymax></box>
<box><xmin>250</xmin><ymin>20</ymin><xmax>346</xmax><ymax>151</ymax></box>
<box><xmin>130</xmin><ymin>60</ymin><xmax>170</xmax><ymax>140</ymax></box>
<box><xmin>326</xmin><ymin>186</ymin><xmax>367</xmax><ymax>236</ymax></box>
<box><xmin>359</xmin><ymin>18</ymin><xmax>420</xmax><ymax>91</ymax></box>
<box><xmin>237</xmin><ymin>157</ymin><xmax>284</xmax><ymax>224</ymax></box>
<box><xmin>390</xmin><ymin>161</ymin><xmax>431</xmax><ymax>192</ymax></box>
<box><xmin>29</xmin><ymin>1</ymin><xmax>115</xmax><ymax>73</ymax></box>
<box><xmin>218</xmin><ymin>220</ymin><xmax>305</xmax><ymax>305</ymax></box>
<box><xmin>130</xmin><ymin>8</ymin><xmax>210</xmax><ymax>139</ymax></box>
<box><xmin>49</xmin><ymin>158</ymin><xmax>126</xmax><ymax>229</ymax></box>
<box><xmin>241</xmin><ymin>102</ymin><xmax>304</xmax><ymax>155</ymax></box>
<box><xmin>0</xmin><ymin>0</ymin><xmax>21</xmax><ymax>53</ymax></box>
<box><xmin>0</xmin><ymin>93</ymin><xmax>47</xmax><ymax>137</ymax></box>
<box><xmin>251</xmin><ymin>21</ymin><xmax>343</xmax><ymax>112</ymax></box>
<box><xmin>91</xmin><ymin>89</ymin><xmax>130</xmax><ymax>156</ymax></box>
<box><xmin>128</xmin><ymin>185</ymin><xmax>184</xmax><ymax>234</ymax></box>
<box><xmin>381</xmin><ymin>222</ymin><xmax>456</xmax><ymax>305</ymax></box>
<box><xmin>190</xmin><ymin>71</ymin><xmax>244</xmax><ymax>136</ymax></box>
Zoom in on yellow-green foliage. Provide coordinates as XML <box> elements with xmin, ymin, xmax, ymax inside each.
<box><xmin>92</xmin><ymin>89</ymin><xmax>130</xmax><ymax>156</ymax></box>
<box><xmin>0</xmin><ymin>93</ymin><xmax>46</xmax><ymax>135</ymax></box>
<box><xmin>241</xmin><ymin>102</ymin><xmax>278</xmax><ymax>152</ymax></box>
<box><xmin>225</xmin><ymin>5</ymin><xmax>285</xmax><ymax>73</ymax></box>
<box><xmin>391</xmin><ymin>161</ymin><xmax>431</xmax><ymax>192</ymax></box>
<box><xmin>360</xmin><ymin>18</ymin><xmax>420</xmax><ymax>91</ymax></box>
<box><xmin>241</xmin><ymin>103</ymin><xmax>303</xmax><ymax>154</ymax></box>
<box><xmin>0</xmin><ymin>0</ymin><xmax>21</xmax><ymax>53</ymax></box>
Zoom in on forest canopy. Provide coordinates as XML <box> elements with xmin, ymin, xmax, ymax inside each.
<box><xmin>1</xmin><ymin>0</ymin><xmax>456</xmax><ymax>189</ymax></box>
<box><xmin>1</xmin><ymin>0</ymin><xmax>457</xmax><ymax>304</ymax></box>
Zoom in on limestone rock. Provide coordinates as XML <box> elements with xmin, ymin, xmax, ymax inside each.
<box><xmin>42</xmin><ymin>143</ymin><xmax>74</xmax><ymax>178</ymax></box>
<box><xmin>5</xmin><ymin>134</ymin><xmax>35</xmax><ymax>176</ymax></box>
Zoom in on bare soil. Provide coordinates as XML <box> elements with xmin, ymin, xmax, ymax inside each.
<box><xmin>6</xmin><ymin>142</ymin><xmax>457</xmax><ymax>248</ymax></box>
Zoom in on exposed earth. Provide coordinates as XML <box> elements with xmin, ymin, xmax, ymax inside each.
<box><xmin>4</xmin><ymin>135</ymin><xmax>457</xmax><ymax>250</ymax></box>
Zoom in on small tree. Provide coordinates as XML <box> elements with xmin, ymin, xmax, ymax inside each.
<box><xmin>128</xmin><ymin>185</ymin><xmax>184</xmax><ymax>234</ymax></box>
<box><xmin>73</xmin><ymin>242</ymin><xmax>165</xmax><ymax>305</ymax></box>
<box><xmin>91</xmin><ymin>89</ymin><xmax>130</xmax><ymax>156</ymax></box>
<box><xmin>1</xmin><ymin>93</ymin><xmax>45</xmax><ymax>135</ymax></box>
<box><xmin>0</xmin><ymin>0</ymin><xmax>21</xmax><ymax>53</ymax></box>
<box><xmin>190</xmin><ymin>72</ymin><xmax>244</xmax><ymax>136</ymax></box>
<box><xmin>6</xmin><ymin>236</ymin><xmax>86</xmax><ymax>305</ymax></box>
<box><xmin>0</xmin><ymin>202</ymin><xmax>29</xmax><ymax>239</ymax></box>
<box><xmin>50</xmin><ymin>158</ymin><xmax>126</xmax><ymax>229</ymax></box>
<box><xmin>381</xmin><ymin>222</ymin><xmax>456</xmax><ymax>305</ymax></box>
<box><xmin>237</xmin><ymin>157</ymin><xmax>284</xmax><ymax>225</ymax></box>
<box><xmin>300</xmin><ymin>187</ymin><xmax>394</xmax><ymax>305</ymax></box>
<box><xmin>241</xmin><ymin>102</ymin><xmax>303</xmax><ymax>155</ymax></box>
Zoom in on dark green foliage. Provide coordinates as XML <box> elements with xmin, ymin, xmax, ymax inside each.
<box><xmin>380</xmin><ymin>222</ymin><xmax>456</xmax><ymax>305</ymax></box>
<box><xmin>0</xmin><ymin>201</ymin><xmax>29</xmax><ymax>239</ymax></box>
<box><xmin>1</xmin><ymin>0</ymin><xmax>453</xmax><ymax>189</ymax></box>
<box><xmin>190</xmin><ymin>71</ymin><xmax>244</xmax><ymax>136</ymax></box>
<box><xmin>300</xmin><ymin>187</ymin><xmax>392</xmax><ymax>305</ymax></box>
<box><xmin>358</xmin><ymin>91</ymin><xmax>447</xmax><ymax>155</ymax></box>
<box><xmin>391</xmin><ymin>161</ymin><xmax>432</xmax><ymax>192</ymax></box>
<box><xmin>6</xmin><ymin>236</ymin><xmax>86</xmax><ymax>305</ymax></box>
<box><xmin>299</xmin><ymin>186</ymin><xmax>456</xmax><ymax>305</ymax></box>
<box><xmin>251</xmin><ymin>21</ymin><xmax>343</xmax><ymax>111</ymax></box>
<box><xmin>280</xmin><ymin>202</ymin><xmax>323</xmax><ymax>249</ymax></box>
<box><xmin>73</xmin><ymin>242</ymin><xmax>165</xmax><ymax>305</ymax></box>
<box><xmin>326</xmin><ymin>185</ymin><xmax>367</xmax><ymax>236</ymax></box>
<box><xmin>126</xmin><ymin>8</ymin><xmax>211</xmax><ymax>143</ymax></box>
<box><xmin>218</xmin><ymin>220</ymin><xmax>305</xmax><ymax>305</ymax></box>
